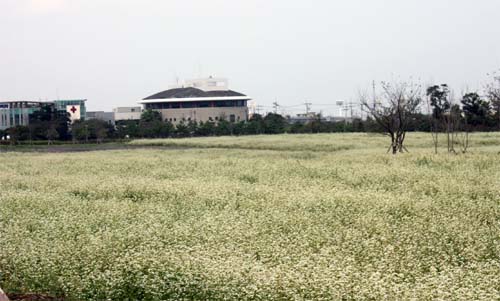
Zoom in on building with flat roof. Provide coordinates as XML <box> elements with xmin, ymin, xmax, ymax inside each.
<box><xmin>113</xmin><ymin>107</ymin><xmax>142</xmax><ymax>121</ymax></box>
<box><xmin>139</xmin><ymin>77</ymin><xmax>250</xmax><ymax>124</ymax></box>
<box><xmin>0</xmin><ymin>101</ymin><xmax>53</xmax><ymax>130</ymax></box>
<box><xmin>86</xmin><ymin>111</ymin><xmax>115</xmax><ymax>125</ymax></box>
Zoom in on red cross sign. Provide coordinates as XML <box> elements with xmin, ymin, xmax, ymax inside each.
<box><xmin>70</xmin><ymin>106</ymin><xmax>77</xmax><ymax>114</ymax></box>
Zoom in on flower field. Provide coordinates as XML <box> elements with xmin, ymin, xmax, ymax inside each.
<box><xmin>1</xmin><ymin>133</ymin><xmax>500</xmax><ymax>300</ymax></box>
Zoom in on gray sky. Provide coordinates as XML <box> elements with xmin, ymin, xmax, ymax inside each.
<box><xmin>1</xmin><ymin>0</ymin><xmax>500</xmax><ymax>115</ymax></box>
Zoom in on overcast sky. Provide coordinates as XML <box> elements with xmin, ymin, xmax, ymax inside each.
<box><xmin>1</xmin><ymin>0</ymin><xmax>500</xmax><ymax>114</ymax></box>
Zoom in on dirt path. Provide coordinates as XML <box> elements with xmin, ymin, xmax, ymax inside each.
<box><xmin>0</xmin><ymin>144</ymin><xmax>185</xmax><ymax>153</ymax></box>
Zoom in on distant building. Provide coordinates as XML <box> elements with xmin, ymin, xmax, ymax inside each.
<box><xmin>139</xmin><ymin>77</ymin><xmax>250</xmax><ymax>124</ymax></box>
<box><xmin>113</xmin><ymin>107</ymin><xmax>142</xmax><ymax>121</ymax></box>
<box><xmin>0</xmin><ymin>99</ymin><xmax>87</xmax><ymax>130</ymax></box>
<box><xmin>288</xmin><ymin>113</ymin><xmax>353</xmax><ymax>124</ymax></box>
<box><xmin>54</xmin><ymin>99</ymin><xmax>87</xmax><ymax>122</ymax></box>
<box><xmin>288</xmin><ymin>113</ymin><xmax>322</xmax><ymax>124</ymax></box>
<box><xmin>86</xmin><ymin>111</ymin><xmax>115</xmax><ymax>125</ymax></box>
<box><xmin>0</xmin><ymin>101</ymin><xmax>52</xmax><ymax>130</ymax></box>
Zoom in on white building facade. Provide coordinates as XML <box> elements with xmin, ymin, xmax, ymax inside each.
<box><xmin>113</xmin><ymin>107</ymin><xmax>142</xmax><ymax>121</ymax></box>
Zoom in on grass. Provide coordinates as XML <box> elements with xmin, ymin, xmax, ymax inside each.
<box><xmin>1</xmin><ymin>132</ymin><xmax>499</xmax><ymax>300</ymax></box>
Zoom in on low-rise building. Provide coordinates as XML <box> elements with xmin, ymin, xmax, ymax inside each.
<box><xmin>139</xmin><ymin>77</ymin><xmax>250</xmax><ymax>124</ymax></box>
<box><xmin>86</xmin><ymin>111</ymin><xmax>115</xmax><ymax>125</ymax></box>
<box><xmin>113</xmin><ymin>107</ymin><xmax>142</xmax><ymax>121</ymax></box>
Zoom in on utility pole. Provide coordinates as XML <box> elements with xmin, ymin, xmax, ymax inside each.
<box><xmin>304</xmin><ymin>102</ymin><xmax>312</xmax><ymax>115</ymax></box>
<box><xmin>272</xmin><ymin>100</ymin><xmax>280</xmax><ymax>114</ymax></box>
<box><xmin>372</xmin><ymin>80</ymin><xmax>377</xmax><ymax>110</ymax></box>
<box><xmin>256</xmin><ymin>105</ymin><xmax>264</xmax><ymax>115</ymax></box>
<box><xmin>343</xmin><ymin>105</ymin><xmax>348</xmax><ymax>132</ymax></box>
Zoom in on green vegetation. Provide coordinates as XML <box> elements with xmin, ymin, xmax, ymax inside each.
<box><xmin>1</xmin><ymin>133</ymin><xmax>500</xmax><ymax>300</ymax></box>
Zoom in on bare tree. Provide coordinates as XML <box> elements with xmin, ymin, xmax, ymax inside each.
<box><xmin>361</xmin><ymin>81</ymin><xmax>422</xmax><ymax>154</ymax></box>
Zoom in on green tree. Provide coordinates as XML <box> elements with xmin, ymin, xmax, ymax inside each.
<box><xmin>29</xmin><ymin>104</ymin><xmax>71</xmax><ymax>141</ymax></box>
<box><xmin>262</xmin><ymin>113</ymin><xmax>287</xmax><ymax>134</ymax></box>
<box><xmin>196</xmin><ymin>121</ymin><xmax>216</xmax><ymax>136</ymax></box>
<box><xmin>461</xmin><ymin>92</ymin><xmax>491</xmax><ymax>128</ymax></box>
<box><xmin>244</xmin><ymin>114</ymin><xmax>264</xmax><ymax>134</ymax></box>
<box><xmin>232</xmin><ymin>121</ymin><xmax>246</xmax><ymax>136</ymax></box>
<box><xmin>116</xmin><ymin>120</ymin><xmax>140</xmax><ymax>139</ymax></box>
<box><xmin>139</xmin><ymin>109</ymin><xmax>173</xmax><ymax>138</ymax></box>
<box><xmin>140</xmin><ymin>109</ymin><xmax>162</xmax><ymax>122</ymax></box>
<box><xmin>486</xmin><ymin>71</ymin><xmax>500</xmax><ymax>129</ymax></box>
<box><xmin>175</xmin><ymin>121</ymin><xmax>190</xmax><ymax>137</ymax></box>
<box><xmin>7</xmin><ymin>126</ymin><xmax>30</xmax><ymax>145</ymax></box>
<box><xmin>426</xmin><ymin>84</ymin><xmax>453</xmax><ymax>153</ymax></box>
<box><xmin>215</xmin><ymin>120</ymin><xmax>232</xmax><ymax>136</ymax></box>
<box><xmin>427</xmin><ymin>84</ymin><xmax>451</xmax><ymax>119</ymax></box>
<box><xmin>71</xmin><ymin>120</ymin><xmax>90</xmax><ymax>143</ymax></box>
<box><xmin>187</xmin><ymin>120</ymin><xmax>198</xmax><ymax>136</ymax></box>
<box><xmin>46</xmin><ymin>125</ymin><xmax>59</xmax><ymax>145</ymax></box>
<box><xmin>72</xmin><ymin>119</ymin><xmax>114</xmax><ymax>142</ymax></box>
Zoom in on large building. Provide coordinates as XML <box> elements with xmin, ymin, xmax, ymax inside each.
<box><xmin>0</xmin><ymin>101</ymin><xmax>51</xmax><ymax>130</ymax></box>
<box><xmin>138</xmin><ymin>77</ymin><xmax>250</xmax><ymax>124</ymax></box>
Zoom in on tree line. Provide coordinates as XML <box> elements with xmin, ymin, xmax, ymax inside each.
<box><xmin>1</xmin><ymin>75</ymin><xmax>499</xmax><ymax>145</ymax></box>
<box><xmin>361</xmin><ymin>73</ymin><xmax>500</xmax><ymax>154</ymax></box>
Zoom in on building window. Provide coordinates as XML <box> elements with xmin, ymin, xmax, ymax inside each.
<box><xmin>209</xmin><ymin>117</ymin><xmax>213</xmax><ymax>121</ymax></box>
<box><xmin>215</xmin><ymin>116</ymin><xmax>219</xmax><ymax>121</ymax></box>
<box><xmin>230</xmin><ymin>114</ymin><xmax>236</xmax><ymax>122</ymax></box>
<box><xmin>174</xmin><ymin>118</ymin><xmax>177</xmax><ymax>122</ymax></box>
<box><xmin>188</xmin><ymin>117</ymin><xmax>191</xmax><ymax>121</ymax></box>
